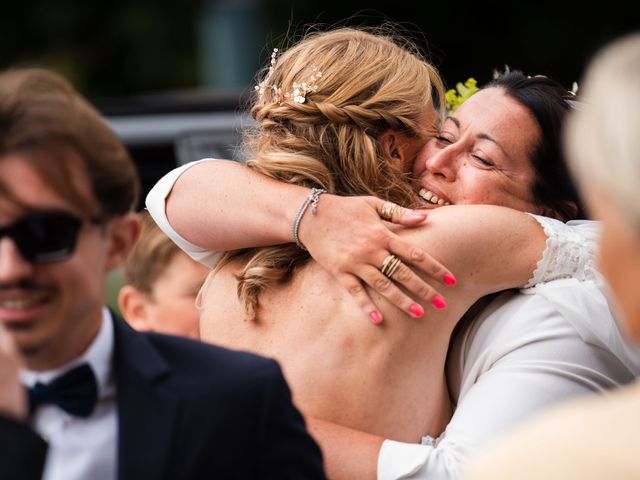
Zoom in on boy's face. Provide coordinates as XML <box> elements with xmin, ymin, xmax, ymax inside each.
<box><xmin>143</xmin><ymin>252</ymin><xmax>209</xmax><ymax>339</ymax></box>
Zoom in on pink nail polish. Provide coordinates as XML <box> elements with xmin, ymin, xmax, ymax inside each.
<box><xmin>432</xmin><ymin>295</ymin><xmax>446</xmax><ymax>309</ymax></box>
<box><xmin>444</xmin><ymin>273</ymin><xmax>457</xmax><ymax>286</ymax></box>
<box><xmin>409</xmin><ymin>304</ymin><xmax>424</xmax><ymax>318</ymax></box>
<box><xmin>370</xmin><ymin>311</ymin><xmax>383</xmax><ymax>325</ymax></box>
<box><xmin>408</xmin><ymin>212</ymin><xmax>428</xmax><ymax>221</ymax></box>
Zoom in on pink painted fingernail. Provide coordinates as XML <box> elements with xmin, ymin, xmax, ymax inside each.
<box><xmin>432</xmin><ymin>295</ymin><xmax>446</xmax><ymax>309</ymax></box>
<box><xmin>444</xmin><ymin>273</ymin><xmax>457</xmax><ymax>286</ymax></box>
<box><xmin>408</xmin><ymin>212</ymin><xmax>428</xmax><ymax>221</ymax></box>
<box><xmin>370</xmin><ymin>311</ymin><xmax>383</xmax><ymax>325</ymax></box>
<box><xmin>409</xmin><ymin>304</ymin><xmax>424</xmax><ymax>318</ymax></box>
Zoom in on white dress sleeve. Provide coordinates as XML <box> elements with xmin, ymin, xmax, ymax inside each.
<box><xmin>523</xmin><ymin>214</ymin><xmax>600</xmax><ymax>288</ymax></box>
<box><xmin>377</xmin><ymin>286</ymin><xmax>639</xmax><ymax>480</ymax></box>
<box><xmin>145</xmin><ymin>159</ymin><xmax>223</xmax><ymax>268</ymax></box>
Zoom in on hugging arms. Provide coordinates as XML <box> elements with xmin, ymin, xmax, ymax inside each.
<box><xmin>147</xmin><ymin>28</ymin><xmax>637</xmax><ymax>479</ymax></box>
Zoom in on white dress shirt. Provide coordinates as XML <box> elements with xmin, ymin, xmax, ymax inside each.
<box><xmin>21</xmin><ymin>308</ymin><xmax>117</xmax><ymax>480</ymax></box>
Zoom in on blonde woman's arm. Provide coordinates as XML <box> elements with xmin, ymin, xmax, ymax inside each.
<box><xmin>146</xmin><ymin>159</ymin><xmax>455</xmax><ymax>323</ymax></box>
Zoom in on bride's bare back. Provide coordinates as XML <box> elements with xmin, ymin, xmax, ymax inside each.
<box><xmin>199</xmin><ymin>205</ymin><xmax>545</xmax><ymax>441</ymax></box>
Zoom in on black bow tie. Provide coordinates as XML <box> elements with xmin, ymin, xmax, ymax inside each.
<box><xmin>28</xmin><ymin>363</ymin><xmax>98</xmax><ymax>417</ymax></box>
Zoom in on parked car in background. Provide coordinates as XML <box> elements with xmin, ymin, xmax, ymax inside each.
<box><xmin>98</xmin><ymin>88</ymin><xmax>252</xmax><ymax>209</ymax></box>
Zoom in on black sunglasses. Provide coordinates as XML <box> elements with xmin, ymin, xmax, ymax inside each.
<box><xmin>0</xmin><ymin>211</ymin><xmax>103</xmax><ymax>263</ymax></box>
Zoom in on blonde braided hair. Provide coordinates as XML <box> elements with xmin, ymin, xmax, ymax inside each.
<box><xmin>214</xmin><ymin>27</ymin><xmax>444</xmax><ymax>320</ymax></box>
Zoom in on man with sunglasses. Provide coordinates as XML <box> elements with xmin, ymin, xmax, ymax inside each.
<box><xmin>0</xmin><ymin>68</ymin><xmax>325</xmax><ymax>480</ymax></box>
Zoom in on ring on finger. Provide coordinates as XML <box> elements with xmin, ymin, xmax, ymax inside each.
<box><xmin>380</xmin><ymin>254</ymin><xmax>402</xmax><ymax>279</ymax></box>
<box><xmin>380</xmin><ymin>202</ymin><xmax>397</xmax><ymax>222</ymax></box>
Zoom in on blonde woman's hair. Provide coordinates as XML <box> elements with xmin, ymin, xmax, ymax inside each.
<box><xmin>565</xmin><ymin>32</ymin><xmax>640</xmax><ymax>230</ymax></box>
<box><xmin>217</xmin><ymin>27</ymin><xmax>444</xmax><ymax>320</ymax></box>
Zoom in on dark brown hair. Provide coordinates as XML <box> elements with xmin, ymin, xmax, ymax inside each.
<box><xmin>0</xmin><ymin>68</ymin><xmax>139</xmax><ymax>217</ymax></box>
<box><xmin>488</xmin><ymin>71</ymin><xmax>584</xmax><ymax>221</ymax></box>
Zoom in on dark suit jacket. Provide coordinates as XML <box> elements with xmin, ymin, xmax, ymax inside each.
<box><xmin>0</xmin><ymin>414</ymin><xmax>47</xmax><ymax>480</ymax></box>
<box><xmin>111</xmin><ymin>315</ymin><xmax>325</xmax><ymax>480</ymax></box>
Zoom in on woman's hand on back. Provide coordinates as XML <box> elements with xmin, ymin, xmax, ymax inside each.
<box><xmin>297</xmin><ymin>194</ymin><xmax>456</xmax><ymax>324</ymax></box>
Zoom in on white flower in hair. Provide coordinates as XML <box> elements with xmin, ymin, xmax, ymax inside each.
<box><xmin>255</xmin><ymin>48</ymin><xmax>279</xmax><ymax>96</ymax></box>
<box><xmin>255</xmin><ymin>48</ymin><xmax>322</xmax><ymax>104</ymax></box>
<box><xmin>291</xmin><ymin>68</ymin><xmax>322</xmax><ymax>104</ymax></box>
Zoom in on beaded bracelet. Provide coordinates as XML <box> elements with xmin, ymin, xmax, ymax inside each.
<box><xmin>292</xmin><ymin>188</ymin><xmax>327</xmax><ymax>250</ymax></box>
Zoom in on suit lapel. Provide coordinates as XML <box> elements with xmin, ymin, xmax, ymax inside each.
<box><xmin>111</xmin><ymin>315</ymin><xmax>180</xmax><ymax>480</ymax></box>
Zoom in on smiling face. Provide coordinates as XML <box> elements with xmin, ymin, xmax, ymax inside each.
<box><xmin>0</xmin><ymin>152</ymin><xmax>136</xmax><ymax>370</ymax></box>
<box><xmin>412</xmin><ymin>87</ymin><xmax>542</xmax><ymax>212</ymax></box>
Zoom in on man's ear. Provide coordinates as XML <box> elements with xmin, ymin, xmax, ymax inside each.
<box><xmin>118</xmin><ymin>285</ymin><xmax>151</xmax><ymax>331</ymax></box>
<box><xmin>105</xmin><ymin>212</ymin><xmax>141</xmax><ymax>273</ymax></box>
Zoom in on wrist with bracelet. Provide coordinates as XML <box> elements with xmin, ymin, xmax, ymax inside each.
<box><xmin>292</xmin><ymin>187</ymin><xmax>327</xmax><ymax>250</ymax></box>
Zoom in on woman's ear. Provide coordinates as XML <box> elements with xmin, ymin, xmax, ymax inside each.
<box><xmin>379</xmin><ymin>130</ymin><xmax>404</xmax><ymax>168</ymax></box>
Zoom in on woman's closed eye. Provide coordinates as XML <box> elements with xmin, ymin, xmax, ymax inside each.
<box><xmin>435</xmin><ymin>134</ymin><xmax>455</xmax><ymax>145</ymax></box>
<box><xmin>471</xmin><ymin>153</ymin><xmax>496</xmax><ymax>168</ymax></box>
<box><xmin>436</xmin><ymin>133</ymin><xmax>496</xmax><ymax>168</ymax></box>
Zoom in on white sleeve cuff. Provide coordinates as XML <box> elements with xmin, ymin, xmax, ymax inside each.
<box><xmin>523</xmin><ymin>214</ymin><xmax>598</xmax><ymax>289</ymax></box>
<box><xmin>145</xmin><ymin>158</ymin><xmax>223</xmax><ymax>268</ymax></box>
<box><xmin>378</xmin><ymin>439</ymin><xmax>431</xmax><ymax>480</ymax></box>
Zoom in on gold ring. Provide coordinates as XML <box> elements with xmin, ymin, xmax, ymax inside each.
<box><xmin>380</xmin><ymin>202</ymin><xmax>397</xmax><ymax>222</ymax></box>
<box><xmin>380</xmin><ymin>254</ymin><xmax>402</xmax><ymax>278</ymax></box>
